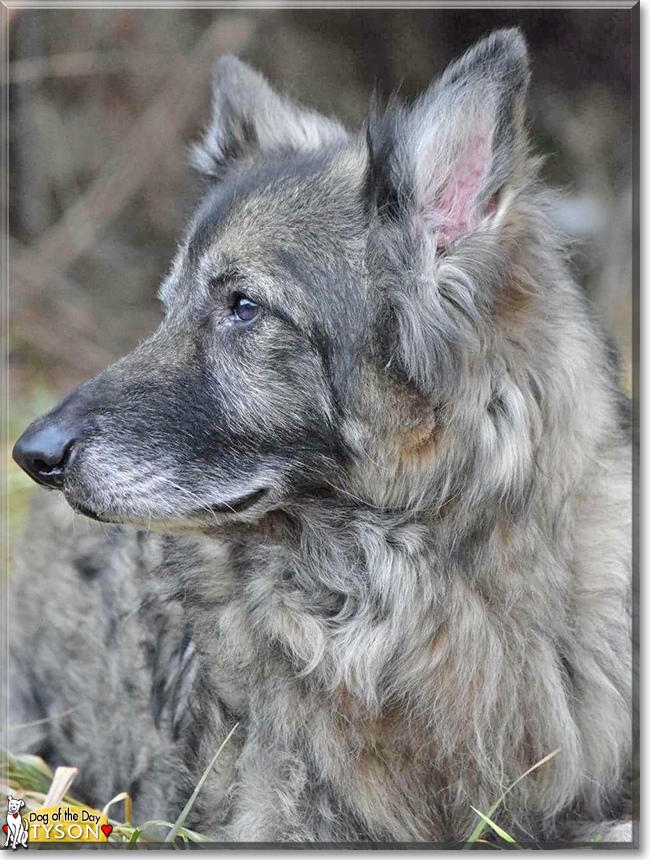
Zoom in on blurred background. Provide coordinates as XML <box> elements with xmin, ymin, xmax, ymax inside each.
<box><xmin>7</xmin><ymin>7</ymin><xmax>634</xmax><ymax>544</ymax></box>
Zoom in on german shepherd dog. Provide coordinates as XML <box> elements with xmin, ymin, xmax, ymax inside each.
<box><xmin>9</xmin><ymin>30</ymin><xmax>633</xmax><ymax>845</ymax></box>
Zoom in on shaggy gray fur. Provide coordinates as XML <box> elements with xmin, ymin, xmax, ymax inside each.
<box><xmin>7</xmin><ymin>29</ymin><xmax>633</xmax><ymax>845</ymax></box>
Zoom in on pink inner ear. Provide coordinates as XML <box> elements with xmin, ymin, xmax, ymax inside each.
<box><xmin>428</xmin><ymin>135</ymin><xmax>490</xmax><ymax>250</ymax></box>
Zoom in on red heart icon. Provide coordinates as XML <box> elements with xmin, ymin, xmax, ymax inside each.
<box><xmin>101</xmin><ymin>824</ymin><xmax>112</xmax><ymax>837</ymax></box>
<box><xmin>12</xmin><ymin>814</ymin><xmax>18</xmax><ymax>819</ymax></box>
<box><xmin>2</xmin><ymin>825</ymin><xmax>7</xmax><ymax>834</ymax></box>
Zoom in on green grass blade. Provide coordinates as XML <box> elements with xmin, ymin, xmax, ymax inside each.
<box><xmin>465</xmin><ymin>797</ymin><xmax>502</xmax><ymax>845</ymax></box>
<box><xmin>138</xmin><ymin>820</ymin><xmax>175</xmax><ymax>829</ymax></box>
<box><xmin>3</xmin><ymin>750</ymin><xmax>53</xmax><ymax>794</ymax></box>
<box><xmin>177</xmin><ymin>827</ymin><xmax>214</xmax><ymax>843</ymax></box>
<box><xmin>470</xmin><ymin>807</ymin><xmax>521</xmax><ymax>846</ymax></box>
<box><xmin>463</xmin><ymin>748</ymin><xmax>560</xmax><ymax>847</ymax></box>
<box><xmin>164</xmin><ymin>723</ymin><xmax>239</xmax><ymax>843</ymax></box>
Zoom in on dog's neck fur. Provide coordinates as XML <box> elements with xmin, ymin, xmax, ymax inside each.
<box><xmin>168</xmin><ymin>450</ymin><xmax>619</xmax><ymax>842</ymax></box>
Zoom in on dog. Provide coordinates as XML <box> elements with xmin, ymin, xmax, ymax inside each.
<box><xmin>9</xmin><ymin>29</ymin><xmax>633</xmax><ymax>845</ymax></box>
<box><xmin>3</xmin><ymin>797</ymin><xmax>28</xmax><ymax>850</ymax></box>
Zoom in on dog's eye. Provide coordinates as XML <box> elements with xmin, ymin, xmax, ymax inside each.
<box><xmin>231</xmin><ymin>294</ymin><xmax>259</xmax><ymax>323</ymax></box>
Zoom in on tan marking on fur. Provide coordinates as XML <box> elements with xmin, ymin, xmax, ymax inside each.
<box><xmin>398</xmin><ymin>422</ymin><xmax>444</xmax><ymax>468</ymax></box>
<box><xmin>331</xmin><ymin>687</ymin><xmax>433</xmax><ymax>839</ymax></box>
<box><xmin>333</xmin><ymin>687</ymin><xmax>424</xmax><ymax>763</ymax></box>
<box><xmin>496</xmin><ymin>273</ymin><xmax>537</xmax><ymax>325</ymax></box>
<box><xmin>338</xmin><ymin>697</ymin><xmax>436</xmax><ymax>841</ymax></box>
<box><xmin>497</xmin><ymin>516</ymin><xmax>515</xmax><ymax>548</ymax></box>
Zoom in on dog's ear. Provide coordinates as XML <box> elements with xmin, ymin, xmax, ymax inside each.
<box><xmin>368</xmin><ymin>28</ymin><xmax>530</xmax><ymax>253</ymax></box>
<box><xmin>368</xmin><ymin>30</ymin><xmax>533</xmax><ymax>395</ymax></box>
<box><xmin>192</xmin><ymin>56</ymin><xmax>348</xmax><ymax>180</ymax></box>
<box><xmin>18</xmin><ymin>801</ymin><xmax>24</xmax><ymax>809</ymax></box>
<box><xmin>7</xmin><ymin>795</ymin><xmax>12</xmax><ymax>802</ymax></box>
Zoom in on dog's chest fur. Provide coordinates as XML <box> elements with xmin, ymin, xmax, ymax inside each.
<box><xmin>148</xmin><ymin>503</ymin><xmax>584</xmax><ymax>841</ymax></box>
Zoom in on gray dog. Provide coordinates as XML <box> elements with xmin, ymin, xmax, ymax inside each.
<box><xmin>9</xmin><ymin>29</ymin><xmax>633</xmax><ymax>845</ymax></box>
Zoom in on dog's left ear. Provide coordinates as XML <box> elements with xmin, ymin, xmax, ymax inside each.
<box><xmin>368</xmin><ymin>28</ymin><xmax>531</xmax><ymax>253</ymax></box>
<box><xmin>192</xmin><ymin>56</ymin><xmax>348</xmax><ymax>180</ymax></box>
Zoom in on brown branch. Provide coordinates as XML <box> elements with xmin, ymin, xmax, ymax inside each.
<box><xmin>9</xmin><ymin>237</ymin><xmax>117</xmax><ymax>372</ymax></box>
<box><xmin>9</xmin><ymin>50</ymin><xmax>196</xmax><ymax>85</ymax></box>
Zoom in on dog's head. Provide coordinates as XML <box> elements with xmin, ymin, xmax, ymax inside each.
<box><xmin>14</xmin><ymin>29</ymin><xmax>542</xmax><ymax>530</ymax></box>
<box><xmin>6</xmin><ymin>797</ymin><xmax>24</xmax><ymax>816</ymax></box>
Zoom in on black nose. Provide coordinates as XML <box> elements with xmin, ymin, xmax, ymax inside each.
<box><xmin>12</xmin><ymin>423</ymin><xmax>77</xmax><ymax>489</ymax></box>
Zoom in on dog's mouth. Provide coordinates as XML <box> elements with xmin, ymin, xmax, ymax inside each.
<box><xmin>205</xmin><ymin>487</ymin><xmax>267</xmax><ymax>514</ymax></box>
<box><xmin>69</xmin><ymin>487</ymin><xmax>268</xmax><ymax>523</ymax></box>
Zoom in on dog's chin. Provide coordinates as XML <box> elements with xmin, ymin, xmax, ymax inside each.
<box><xmin>64</xmin><ymin>487</ymin><xmax>269</xmax><ymax>529</ymax></box>
<box><xmin>67</xmin><ymin>500</ymin><xmax>107</xmax><ymax>522</ymax></box>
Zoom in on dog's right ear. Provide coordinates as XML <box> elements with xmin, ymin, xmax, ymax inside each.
<box><xmin>192</xmin><ymin>56</ymin><xmax>348</xmax><ymax>180</ymax></box>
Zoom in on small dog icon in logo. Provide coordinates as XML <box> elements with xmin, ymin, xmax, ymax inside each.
<box><xmin>3</xmin><ymin>797</ymin><xmax>28</xmax><ymax>850</ymax></box>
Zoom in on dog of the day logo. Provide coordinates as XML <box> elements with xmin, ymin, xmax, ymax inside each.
<box><xmin>4</xmin><ymin>798</ymin><xmax>112</xmax><ymax>846</ymax></box>
<box><xmin>3</xmin><ymin>797</ymin><xmax>28</xmax><ymax>850</ymax></box>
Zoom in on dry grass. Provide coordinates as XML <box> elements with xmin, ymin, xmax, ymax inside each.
<box><xmin>2</xmin><ymin>743</ymin><xmax>611</xmax><ymax>847</ymax></box>
<box><xmin>3</xmin><ymin>748</ymin><xmax>217</xmax><ymax>846</ymax></box>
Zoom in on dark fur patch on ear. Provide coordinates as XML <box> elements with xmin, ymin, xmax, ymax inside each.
<box><xmin>192</xmin><ymin>55</ymin><xmax>348</xmax><ymax>182</ymax></box>
<box><xmin>365</xmin><ymin>98</ymin><xmax>404</xmax><ymax>223</ymax></box>
<box><xmin>206</xmin><ymin>117</ymin><xmax>259</xmax><ymax>180</ymax></box>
